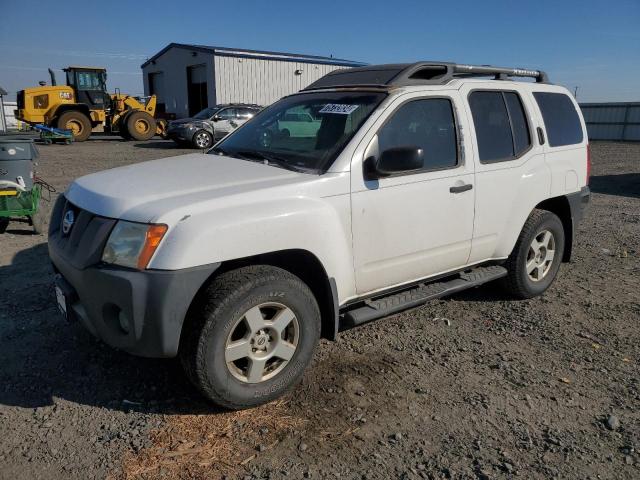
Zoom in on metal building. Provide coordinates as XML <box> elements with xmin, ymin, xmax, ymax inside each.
<box><xmin>580</xmin><ymin>102</ymin><xmax>640</xmax><ymax>142</ymax></box>
<box><xmin>141</xmin><ymin>43</ymin><xmax>364</xmax><ymax>118</ymax></box>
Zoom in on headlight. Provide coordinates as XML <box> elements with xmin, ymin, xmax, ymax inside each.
<box><xmin>102</xmin><ymin>221</ymin><xmax>167</xmax><ymax>270</ymax></box>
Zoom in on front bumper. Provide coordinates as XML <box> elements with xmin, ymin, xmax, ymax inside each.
<box><xmin>48</xmin><ymin>195</ymin><xmax>219</xmax><ymax>358</ymax></box>
<box><xmin>167</xmin><ymin>125</ymin><xmax>196</xmax><ymax>143</ymax></box>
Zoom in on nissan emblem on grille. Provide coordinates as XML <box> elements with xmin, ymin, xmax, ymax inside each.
<box><xmin>62</xmin><ymin>210</ymin><xmax>75</xmax><ymax>235</ymax></box>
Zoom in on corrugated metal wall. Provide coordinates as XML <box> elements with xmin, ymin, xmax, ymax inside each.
<box><xmin>143</xmin><ymin>48</ymin><xmax>216</xmax><ymax>118</ymax></box>
<box><xmin>214</xmin><ymin>56</ymin><xmax>342</xmax><ymax>106</ymax></box>
<box><xmin>580</xmin><ymin>102</ymin><xmax>640</xmax><ymax>141</ymax></box>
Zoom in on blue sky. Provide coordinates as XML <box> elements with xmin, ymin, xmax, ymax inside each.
<box><xmin>1</xmin><ymin>0</ymin><xmax>638</xmax><ymax>102</ymax></box>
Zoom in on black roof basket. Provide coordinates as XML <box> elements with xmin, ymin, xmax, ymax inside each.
<box><xmin>303</xmin><ymin>62</ymin><xmax>549</xmax><ymax>91</ymax></box>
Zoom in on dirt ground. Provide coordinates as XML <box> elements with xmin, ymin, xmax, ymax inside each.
<box><xmin>0</xmin><ymin>138</ymin><xmax>638</xmax><ymax>480</ymax></box>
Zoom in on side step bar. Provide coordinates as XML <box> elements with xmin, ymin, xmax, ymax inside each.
<box><xmin>341</xmin><ymin>265</ymin><xmax>507</xmax><ymax>329</ymax></box>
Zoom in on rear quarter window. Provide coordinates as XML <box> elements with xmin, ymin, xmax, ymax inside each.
<box><xmin>533</xmin><ymin>92</ymin><xmax>584</xmax><ymax>147</ymax></box>
<box><xmin>468</xmin><ymin>90</ymin><xmax>531</xmax><ymax>163</ymax></box>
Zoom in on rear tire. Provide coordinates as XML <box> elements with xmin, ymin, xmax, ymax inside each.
<box><xmin>502</xmin><ymin>209</ymin><xmax>565</xmax><ymax>299</ymax></box>
<box><xmin>179</xmin><ymin>265</ymin><xmax>321</xmax><ymax>410</ymax></box>
<box><xmin>57</xmin><ymin>111</ymin><xmax>92</xmax><ymax>142</ymax></box>
<box><xmin>126</xmin><ymin>111</ymin><xmax>156</xmax><ymax>141</ymax></box>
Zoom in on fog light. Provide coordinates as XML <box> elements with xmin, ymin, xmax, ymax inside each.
<box><xmin>118</xmin><ymin>311</ymin><xmax>131</xmax><ymax>334</ymax></box>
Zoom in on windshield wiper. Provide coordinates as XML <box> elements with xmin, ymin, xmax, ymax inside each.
<box><xmin>234</xmin><ymin>150</ymin><xmax>306</xmax><ymax>173</ymax></box>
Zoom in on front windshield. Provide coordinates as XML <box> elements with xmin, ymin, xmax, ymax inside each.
<box><xmin>193</xmin><ymin>107</ymin><xmax>217</xmax><ymax>120</ymax></box>
<box><xmin>210</xmin><ymin>91</ymin><xmax>386</xmax><ymax>173</ymax></box>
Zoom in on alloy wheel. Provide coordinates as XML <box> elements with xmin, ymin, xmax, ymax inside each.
<box><xmin>225</xmin><ymin>302</ymin><xmax>299</xmax><ymax>383</ymax></box>
<box><xmin>526</xmin><ymin>229</ymin><xmax>556</xmax><ymax>281</ymax></box>
<box><xmin>195</xmin><ymin>132</ymin><xmax>211</xmax><ymax>148</ymax></box>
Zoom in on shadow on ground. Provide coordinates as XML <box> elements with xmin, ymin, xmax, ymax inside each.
<box><xmin>590</xmin><ymin>173</ymin><xmax>640</xmax><ymax>198</ymax></box>
<box><xmin>133</xmin><ymin>141</ymin><xmax>191</xmax><ymax>150</ymax></box>
<box><xmin>0</xmin><ymin>242</ymin><xmax>220</xmax><ymax>415</ymax></box>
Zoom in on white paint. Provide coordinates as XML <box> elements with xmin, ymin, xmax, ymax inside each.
<box><xmin>67</xmin><ymin>78</ymin><xmax>588</xmax><ymax>305</ymax></box>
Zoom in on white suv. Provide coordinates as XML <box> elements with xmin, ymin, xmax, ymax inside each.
<box><xmin>49</xmin><ymin>62</ymin><xmax>591</xmax><ymax>409</ymax></box>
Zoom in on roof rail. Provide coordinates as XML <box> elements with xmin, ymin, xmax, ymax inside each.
<box><xmin>303</xmin><ymin>62</ymin><xmax>549</xmax><ymax>91</ymax></box>
<box><xmin>452</xmin><ymin>64</ymin><xmax>549</xmax><ymax>83</ymax></box>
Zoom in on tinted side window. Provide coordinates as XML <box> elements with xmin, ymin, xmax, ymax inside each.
<box><xmin>238</xmin><ymin>108</ymin><xmax>257</xmax><ymax>118</ymax></box>
<box><xmin>469</xmin><ymin>91</ymin><xmax>515</xmax><ymax>163</ymax></box>
<box><xmin>377</xmin><ymin>98</ymin><xmax>458</xmax><ymax>172</ymax></box>
<box><xmin>217</xmin><ymin>108</ymin><xmax>235</xmax><ymax>120</ymax></box>
<box><xmin>504</xmin><ymin>92</ymin><xmax>531</xmax><ymax>156</ymax></box>
<box><xmin>533</xmin><ymin>92</ymin><xmax>583</xmax><ymax>147</ymax></box>
<box><xmin>469</xmin><ymin>91</ymin><xmax>531</xmax><ymax>163</ymax></box>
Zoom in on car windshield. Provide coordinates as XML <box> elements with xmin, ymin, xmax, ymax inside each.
<box><xmin>193</xmin><ymin>107</ymin><xmax>218</xmax><ymax>120</ymax></box>
<box><xmin>210</xmin><ymin>92</ymin><xmax>387</xmax><ymax>173</ymax></box>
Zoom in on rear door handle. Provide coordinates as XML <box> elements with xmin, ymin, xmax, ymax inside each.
<box><xmin>537</xmin><ymin>126</ymin><xmax>546</xmax><ymax>145</ymax></box>
<box><xmin>450</xmin><ymin>184</ymin><xmax>473</xmax><ymax>194</ymax></box>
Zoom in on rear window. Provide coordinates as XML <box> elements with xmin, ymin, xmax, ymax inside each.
<box><xmin>469</xmin><ymin>91</ymin><xmax>531</xmax><ymax>163</ymax></box>
<box><xmin>533</xmin><ymin>92</ymin><xmax>583</xmax><ymax>147</ymax></box>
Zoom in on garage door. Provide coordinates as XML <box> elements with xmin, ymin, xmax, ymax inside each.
<box><xmin>187</xmin><ymin>64</ymin><xmax>208</xmax><ymax>117</ymax></box>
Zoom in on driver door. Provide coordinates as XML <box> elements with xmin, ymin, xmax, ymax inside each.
<box><xmin>351</xmin><ymin>92</ymin><xmax>476</xmax><ymax>295</ymax></box>
<box><xmin>212</xmin><ymin>108</ymin><xmax>237</xmax><ymax>140</ymax></box>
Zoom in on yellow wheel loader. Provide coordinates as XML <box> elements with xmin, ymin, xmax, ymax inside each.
<box><xmin>15</xmin><ymin>67</ymin><xmax>167</xmax><ymax>142</ymax></box>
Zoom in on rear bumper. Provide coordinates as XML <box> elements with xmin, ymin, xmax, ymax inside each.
<box><xmin>564</xmin><ymin>186</ymin><xmax>590</xmax><ymax>261</ymax></box>
<box><xmin>568</xmin><ymin>186</ymin><xmax>591</xmax><ymax>224</ymax></box>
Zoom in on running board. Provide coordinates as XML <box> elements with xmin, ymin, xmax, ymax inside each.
<box><xmin>341</xmin><ymin>265</ymin><xmax>507</xmax><ymax>329</ymax></box>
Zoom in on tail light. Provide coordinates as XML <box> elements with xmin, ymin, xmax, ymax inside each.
<box><xmin>586</xmin><ymin>143</ymin><xmax>592</xmax><ymax>185</ymax></box>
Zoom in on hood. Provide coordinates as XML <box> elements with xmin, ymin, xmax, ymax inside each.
<box><xmin>65</xmin><ymin>153</ymin><xmax>308</xmax><ymax>222</ymax></box>
<box><xmin>170</xmin><ymin>117</ymin><xmax>207</xmax><ymax>126</ymax></box>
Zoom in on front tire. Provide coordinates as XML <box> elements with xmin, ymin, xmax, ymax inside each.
<box><xmin>192</xmin><ymin>129</ymin><xmax>213</xmax><ymax>149</ymax></box>
<box><xmin>180</xmin><ymin>265</ymin><xmax>320</xmax><ymax>409</ymax></box>
<box><xmin>57</xmin><ymin>111</ymin><xmax>92</xmax><ymax>142</ymax></box>
<box><xmin>118</xmin><ymin>112</ymin><xmax>133</xmax><ymax>140</ymax></box>
<box><xmin>126</xmin><ymin>111</ymin><xmax>156</xmax><ymax>141</ymax></box>
<box><xmin>502</xmin><ymin>209</ymin><xmax>565</xmax><ymax>299</ymax></box>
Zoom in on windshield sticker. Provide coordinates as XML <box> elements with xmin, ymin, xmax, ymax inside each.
<box><xmin>319</xmin><ymin>104</ymin><xmax>359</xmax><ymax>115</ymax></box>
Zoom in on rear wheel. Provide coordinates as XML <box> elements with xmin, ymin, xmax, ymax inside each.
<box><xmin>126</xmin><ymin>111</ymin><xmax>157</xmax><ymax>141</ymax></box>
<box><xmin>192</xmin><ymin>130</ymin><xmax>213</xmax><ymax>149</ymax></box>
<box><xmin>179</xmin><ymin>265</ymin><xmax>321</xmax><ymax>409</ymax></box>
<box><xmin>57</xmin><ymin>111</ymin><xmax>92</xmax><ymax>142</ymax></box>
<box><xmin>502</xmin><ymin>209</ymin><xmax>565</xmax><ymax>299</ymax></box>
<box><xmin>118</xmin><ymin>112</ymin><xmax>132</xmax><ymax>140</ymax></box>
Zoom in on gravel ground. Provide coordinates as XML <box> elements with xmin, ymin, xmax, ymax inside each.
<box><xmin>0</xmin><ymin>139</ymin><xmax>638</xmax><ymax>480</ymax></box>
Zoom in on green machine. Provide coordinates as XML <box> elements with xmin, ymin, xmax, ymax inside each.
<box><xmin>0</xmin><ymin>137</ymin><xmax>52</xmax><ymax>234</ymax></box>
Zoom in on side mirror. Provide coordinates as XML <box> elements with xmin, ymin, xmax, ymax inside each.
<box><xmin>373</xmin><ymin>147</ymin><xmax>424</xmax><ymax>177</ymax></box>
<box><xmin>212</xmin><ymin>114</ymin><xmax>221</xmax><ymax>122</ymax></box>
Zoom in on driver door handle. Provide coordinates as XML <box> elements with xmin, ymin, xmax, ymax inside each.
<box><xmin>450</xmin><ymin>183</ymin><xmax>473</xmax><ymax>194</ymax></box>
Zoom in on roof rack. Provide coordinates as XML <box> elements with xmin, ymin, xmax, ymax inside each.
<box><xmin>303</xmin><ymin>62</ymin><xmax>549</xmax><ymax>91</ymax></box>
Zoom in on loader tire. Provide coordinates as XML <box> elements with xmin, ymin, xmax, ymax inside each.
<box><xmin>126</xmin><ymin>111</ymin><xmax>157</xmax><ymax>141</ymax></box>
<box><xmin>118</xmin><ymin>112</ymin><xmax>133</xmax><ymax>140</ymax></box>
<box><xmin>57</xmin><ymin>111</ymin><xmax>92</xmax><ymax>142</ymax></box>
